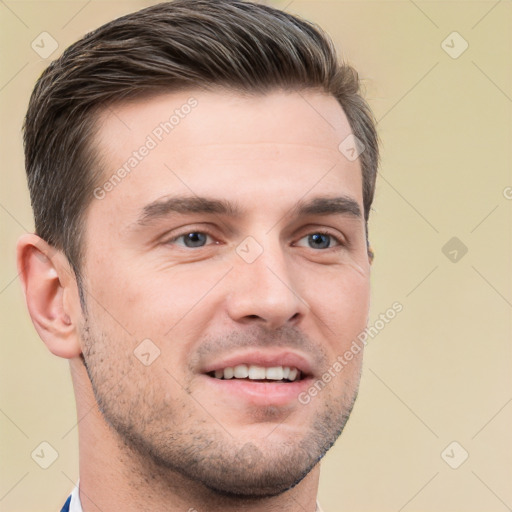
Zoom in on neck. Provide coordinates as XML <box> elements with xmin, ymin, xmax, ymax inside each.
<box><xmin>70</xmin><ymin>358</ymin><xmax>321</xmax><ymax>512</ymax></box>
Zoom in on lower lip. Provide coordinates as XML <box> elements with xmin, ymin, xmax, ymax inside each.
<box><xmin>200</xmin><ymin>375</ymin><xmax>312</xmax><ymax>407</ymax></box>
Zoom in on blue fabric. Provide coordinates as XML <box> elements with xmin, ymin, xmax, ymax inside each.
<box><xmin>60</xmin><ymin>495</ymin><xmax>71</xmax><ymax>512</ymax></box>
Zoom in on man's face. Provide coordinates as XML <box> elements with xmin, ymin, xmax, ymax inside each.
<box><xmin>79</xmin><ymin>89</ymin><xmax>370</xmax><ymax>496</ymax></box>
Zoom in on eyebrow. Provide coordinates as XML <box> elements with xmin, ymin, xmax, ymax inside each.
<box><xmin>292</xmin><ymin>196</ymin><xmax>362</xmax><ymax>219</ymax></box>
<box><xmin>137</xmin><ymin>196</ymin><xmax>242</xmax><ymax>226</ymax></box>
<box><xmin>135</xmin><ymin>194</ymin><xmax>362</xmax><ymax>226</ymax></box>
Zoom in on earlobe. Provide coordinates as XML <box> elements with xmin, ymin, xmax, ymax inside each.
<box><xmin>367</xmin><ymin>245</ymin><xmax>374</xmax><ymax>265</ymax></box>
<box><xmin>16</xmin><ymin>234</ymin><xmax>83</xmax><ymax>359</ymax></box>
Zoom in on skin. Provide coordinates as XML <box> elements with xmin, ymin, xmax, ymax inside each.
<box><xmin>18</xmin><ymin>89</ymin><xmax>372</xmax><ymax>512</ymax></box>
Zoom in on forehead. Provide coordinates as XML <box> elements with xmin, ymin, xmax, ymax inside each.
<box><xmin>96</xmin><ymin>88</ymin><xmax>353</xmax><ymax>147</ymax></box>
<box><xmin>89</xmin><ymin>89</ymin><xmax>363</xmax><ymax>225</ymax></box>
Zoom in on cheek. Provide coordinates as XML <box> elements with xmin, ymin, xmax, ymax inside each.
<box><xmin>303</xmin><ymin>263</ymin><xmax>370</xmax><ymax>348</ymax></box>
<box><xmin>84</xmin><ymin>261</ymin><xmax>230</xmax><ymax>371</ymax></box>
<box><xmin>84</xmin><ymin>255</ymin><xmax>187</xmax><ymax>331</ymax></box>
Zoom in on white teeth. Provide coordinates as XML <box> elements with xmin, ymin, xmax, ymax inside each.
<box><xmin>212</xmin><ymin>365</ymin><xmax>301</xmax><ymax>381</ymax></box>
<box><xmin>233</xmin><ymin>364</ymin><xmax>249</xmax><ymax>378</ymax></box>
<box><xmin>266</xmin><ymin>366</ymin><xmax>284</xmax><ymax>380</ymax></box>
<box><xmin>249</xmin><ymin>365</ymin><xmax>266</xmax><ymax>379</ymax></box>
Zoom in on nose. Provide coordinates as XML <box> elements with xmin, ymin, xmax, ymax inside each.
<box><xmin>225</xmin><ymin>239</ymin><xmax>308</xmax><ymax>329</ymax></box>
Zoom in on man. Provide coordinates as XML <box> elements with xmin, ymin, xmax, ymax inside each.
<box><xmin>17</xmin><ymin>0</ymin><xmax>378</xmax><ymax>510</ymax></box>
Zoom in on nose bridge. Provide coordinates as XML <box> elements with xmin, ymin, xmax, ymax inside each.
<box><xmin>226</xmin><ymin>234</ymin><xmax>307</xmax><ymax>327</ymax></box>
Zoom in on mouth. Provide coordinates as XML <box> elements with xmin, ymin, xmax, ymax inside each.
<box><xmin>200</xmin><ymin>352</ymin><xmax>314</xmax><ymax>407</ymax></box>
<box><xmin>207</xmin><ymin>364</ymin><xmax>303</xmax><ymax>382</ymax></box>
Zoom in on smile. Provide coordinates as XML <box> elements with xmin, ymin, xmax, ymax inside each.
<box><xmin>208</xmin><ymin>364</ymin><xmax>302</xmax><ymax>382</ymax></box>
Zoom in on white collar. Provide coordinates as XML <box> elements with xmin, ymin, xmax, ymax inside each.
<box><xmin>69</xmin><ymin>481</ymin><xmax>82</xmax><ymax>512</ymax></box>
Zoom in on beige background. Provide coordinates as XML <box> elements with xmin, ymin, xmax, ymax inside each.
<box><xmin>1</xmin><ymin>1</ymin><xmax>510</xmax><ymax>511</ymax></box>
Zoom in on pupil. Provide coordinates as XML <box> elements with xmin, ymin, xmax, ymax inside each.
<box><xmin>185</xmin><ymin>232</ymin><xmax>206</xmax><ymax>247</ymax></box>
<box><xmin>309</xmin><ymin>233</ymin><xmax>329</xmax><ymax>249</ymax></box>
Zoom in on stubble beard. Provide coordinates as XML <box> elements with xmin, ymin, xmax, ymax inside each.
<box><xmin>80</xmin><ymin>316</ymin><xmax>361</xmax><ymax>499</ymax></box>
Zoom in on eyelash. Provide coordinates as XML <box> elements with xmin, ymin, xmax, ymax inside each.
<box><xmin>296</xmin><ymin>230</ymin><xmax>346</xmax><ymax>249</ymax></box>
<box><xmin>165</xmin><ymin>228</ymin><xmax>346</xmax><ymax>250</ymax></box>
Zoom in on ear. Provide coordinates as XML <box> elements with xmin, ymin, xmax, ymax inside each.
<box><xmin>368</xmin><ymin>244</ymin><xmax>374</xmax><ymax>265</ymax></box>
<box><xmin>16</xmin><ymin>234</ymin><xmax>83</xmax><ymax>358</ymax></box>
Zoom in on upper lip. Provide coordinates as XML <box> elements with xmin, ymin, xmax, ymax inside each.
<box><xmin>201</xmin><ymin>350</ymin><xmax>314</xmax><ymax>377</ymax></box>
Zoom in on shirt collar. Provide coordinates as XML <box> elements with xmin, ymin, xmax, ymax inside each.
<box><xmin>69</xmin><ymin>481</ymin><xmax>82</xmax><ymax>512</ymax></box>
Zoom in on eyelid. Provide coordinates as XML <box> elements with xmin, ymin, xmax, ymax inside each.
<box><xmin>295</xmin><ymin>234</ymin><xmax>340</xmax><ymax>249</ymax></box>
<box><xmin>159</xmin><ymin>224</ymin><xmax>348</xmax><ymax>249</ymax></box>
<box><xmin>293</xmin><ymin>228</ymin><xmax>348</xmax><ymax>248</ymax></box>
<box><xmin>162</xmin><ymin>226</ymin><xmax>219</xmax><ymax>247</ymax></box>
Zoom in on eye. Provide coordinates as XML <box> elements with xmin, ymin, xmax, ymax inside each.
<box><xmin>295</xmin><ymin>232</ymin><xmax>342</xmax><ymax>250</ymax></box>
<box><xmin>169</xmin><ymin>232</ymin><xmax>214</xmax><ymax>248</ymax></box>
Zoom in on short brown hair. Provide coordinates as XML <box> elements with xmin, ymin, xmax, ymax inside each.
<box><xmin>24</xmin><ymin>0</ymin><xmax>378</xmax><ymax>281</ymax></box>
